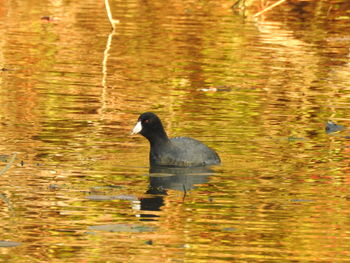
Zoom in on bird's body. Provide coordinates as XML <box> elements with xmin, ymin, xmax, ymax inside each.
<box><xmin>132</xmin><ymin>112</ymin><xmax>220</xmax><ymax>167</ymax></box>
<box><xmin>150</xmin><ymin>137</ymin><xmax>220</xmax><ymax>167</ymax></box>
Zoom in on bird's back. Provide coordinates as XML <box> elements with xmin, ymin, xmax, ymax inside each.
<box><xmin>150</xmin><ymin>136</ymin><xmax>220</xmax><ymax>167</ymax></box>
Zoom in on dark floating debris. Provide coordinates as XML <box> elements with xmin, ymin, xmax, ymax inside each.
<box><xmin>325</xmin><ymin>120</ymin><xmax>346</xmax><ymax>134</ymax></box>
<box><xmin>48</xmin><ymin>184</ymin><xmax>60</xmax><ymax>190</ymax></box>
<box><xmin>86</xmin><ymin>195</ymin><xmax>138</xmax><ymax>201</ymax></box>
<box><xmin>221</xmin><ymin>227</ymin><xmax>236</xmax><ymax>232</ymax></box>
<box><xmin>291</xmin><ymin>199</ymin><xmax>313</xmax><ymax>203</ymax></box>
<box><xmin>145</xmin><ymin>240</ymin><xmax>153</xmax><ymax>245</ymax></box>
<box><xmin>88</xmin><ymin>224</ymin><xmax>156</xmax><ymax>233</ymax></box>
<box><xmin>0</xmin><ymin>241</ymin><xmax>21</xmax><ymax>247</ymax></box>
<box><xmin>41</xmin><ymin>16</ymin><xmax>51</xmax><ymax>21</ymax></box>
<box><xmin>286</xmin><ymin>136</ymin><xmax>306</xmax><ymax>142</ymax></box>
<box><xmin>0</xmin><ymin>155</ymin><xmax>9</xmax><ymax>162</ymax></box>
<box><xmin>40</xmin><ymin>16</ymin><xmax>60</xmax><ymax>22</ymax></box>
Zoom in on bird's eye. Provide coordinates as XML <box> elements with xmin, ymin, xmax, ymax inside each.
<box><xmin>143</xmin><ymin>119</ymin><xmax>149</xmax><ymax>123</ymax></box>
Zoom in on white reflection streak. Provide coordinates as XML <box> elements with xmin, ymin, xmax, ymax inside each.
<box><xmin>105</xmin><ymin>0</ymin><xmax>119</xmax><ymax>29</ymax></box>
<box><xmin>102</xmin><ymin>29</ymin><xmax>114</xmax><ymax>89</ymax></box>
<box><xmin>101</xmin><ymin>0</ymin><xmax>119</xmax><ymax>114</ymax></box>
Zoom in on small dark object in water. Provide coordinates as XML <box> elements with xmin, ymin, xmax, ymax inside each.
<box><xmin>222</xmin><ymin>227</ymin><xmax>236</xmax><ymax>232</ymax></box>
<box><xmin>0</xmin><ymin>155</ymin><xmax>8</xmax><ymax>162</ymax></box>
<box><xmin>41</xmin><ymin>16</ymin><xmax>51</xmax><ymax>21</ymax></box>
<box><xmin>48</xmin><ymin>184</ymin><xmax>60</xmax><ymax>190</ymax></box>
<box><xmin>131</xmin><ymin>112</ymin><xmax>220</xmax><ymax>167</ymax></box>
<box><xmin>145</xmin><ymin>240</ymin><xmax>153</xmax><ymax>245</ymax></box>
<box><xmin>325</xmin><ymin>120</ymin><xmax>346</xmax><ymax>134</ymax></box>
<box><xmin>41</xmin><ymin>16</ymin><xmax>59</xmax><ymax>22</ymax></box>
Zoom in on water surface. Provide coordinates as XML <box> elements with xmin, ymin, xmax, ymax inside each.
<box><xmin>0</xmin><ymin>0</ymin><xmax>350</xmax><ymax>262</ymax></box>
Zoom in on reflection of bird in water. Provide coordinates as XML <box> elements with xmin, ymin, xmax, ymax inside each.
<box><xmin>138</xmin><ymin>166</ymin><xmax>215</xmax><ymax>220</ymax></box>
<box><xmin>148</xmin><ymin>166</ymin><xmax>214</xmax><ymax>193</ymax></box>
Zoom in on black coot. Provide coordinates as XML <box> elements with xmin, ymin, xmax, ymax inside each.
<box><xmin>131</xmin><ymin>112</ymin><xmax>221</xmax><ymax>167</ymax></box>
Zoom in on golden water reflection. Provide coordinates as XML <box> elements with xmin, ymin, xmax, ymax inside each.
<box><xmin>0</xmin><ymin>0</ymin><xmax>350</xmax><ymax>262</ymax></box>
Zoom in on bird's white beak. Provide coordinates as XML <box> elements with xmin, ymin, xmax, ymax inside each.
<box><xmin>131</xmin><ymin>121</ymin><xmax>142</xmax><ymax>135</ymax></box>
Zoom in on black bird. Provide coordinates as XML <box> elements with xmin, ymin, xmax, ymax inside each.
<box><xmin>131</xmin><ymin>112</ymin><xmax>221</xmax><ymax>167</ymax></box>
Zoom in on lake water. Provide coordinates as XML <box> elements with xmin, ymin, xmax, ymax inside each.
<box><xmin>1</xmin><ymin>0</ymin><xmax>350</xmax><ymax>262</ymax></box>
